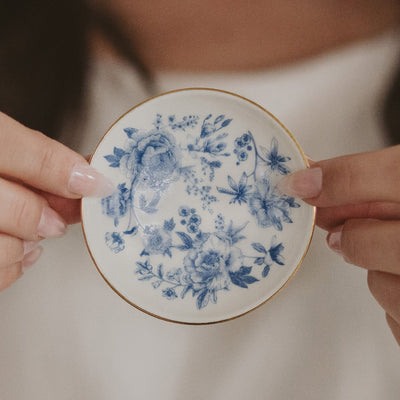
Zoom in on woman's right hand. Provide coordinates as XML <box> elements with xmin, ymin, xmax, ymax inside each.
<box><xmin>0</xmin><ymin>112</ymin><xmax>114</xmax><ymax>291</ymax></box>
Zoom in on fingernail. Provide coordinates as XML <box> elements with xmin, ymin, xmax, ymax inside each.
<box><xmin>23</xmin><ymin>240</ymin><xmax>40</xmax><ymax>255</ymax></box>
<box><xmin>277</xmin><ymin>167</ymin><xmax>322</xmax><ymax>198</ymax></box>
<box><xmin>327</xmin><ymin>228</ymin><xmax>343</xmax><ymax>255</ymax></box>
<box><xmin>22</xmin><ymin>246</ymin><xmax>43</xmax><ymax>271</ymax></box>
<box><xmin>68</xmin><ymin>163</ymin><xmax>115</xmax><ymax>198</ymax></box>
<box><xmin>38</xmin><ymin>207</ymin><xmax>68</xmax><ymax>238</ymax></box>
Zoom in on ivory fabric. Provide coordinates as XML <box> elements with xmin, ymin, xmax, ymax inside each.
<box><xmin>0</xmin><ymin>31</ymin><xmax>399</xmax><ymax>400</ymax></box>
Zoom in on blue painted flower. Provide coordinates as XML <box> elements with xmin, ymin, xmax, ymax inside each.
<box><xmin>123</xmin><ymin>131</ymin><xmax>181</xmax><ymax>188</ymax></box>
<box><xmin>241</xmin><ymin>133</ymin><xmax>251</xmax><ymax>145</ymax></box>
<box><xmin>248</xmin><ymin>178</ymin><xmax>296</xmax><ymax>231</ymax></box>
<box><xmin>187</xmin><ymin>223</ymin><xmax>199</xmax><ymax>234</ymax></box>
<box><xmin>105</xmin><ymin>232</ymin><xmax>125</xmax><ymax>253</ymax></box>
<box><xmin>188</xmin><ymin>214</ymin><xmax>201</xmax><ymax>225</ymax></box>
<box><xmin>101</xmin><ymin>183</ymin><xmax>130</xmax><ymax>226</ymax></box>
<box><xmin>237</xmin><ymin>150</ymin><xmax>248</xmax><ymax>162</ymax></box>
<box><xmin>178</xmin><ymin>206</ymin><xmax>191</xmax><ymax>217</ymax></box>
<box><xmin>262</xmin><ymin>137</ymin><xmax>291</xmax><ymax>175</ymax></box>
<box><xmin>235</xmin><ymin>138</ymin><xmax>245</xmax><ymax>148</ymax></box>
<box><xmin>183</xmin><ymin>234</ymin><xmax>243</xmax><ymax>294</ymax></box>
<box><xmin>162</xmin><ymin>287</ymin><xmax>178</xmax><ymax>300</ymax></box>
<box><xmin>142</xmin><ymin>225</ymin><xmax>172</xmax><ymax>255</ymax></box>
<box><xmin>217</xmin><ymin>173</ymin><xmax>252</xmax><ymax>205</ymax></box>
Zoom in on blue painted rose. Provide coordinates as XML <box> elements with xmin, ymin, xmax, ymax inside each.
<box><xmin>184</xmin><ymin>234</ymin><xmax>243</xmax><ymax>292</ymax></box>
<box><xmin>123</xmin><ymin>131</ymin><xmax>180</xmax><ymax>189</ymax></box>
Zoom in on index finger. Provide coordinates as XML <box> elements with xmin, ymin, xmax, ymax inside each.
<box><xmin>0</xmin><ymin>112</ymin><xmax>114</xmax><ymax>198</ymax></box>
<box><xmin>278</xmin><ymin>145</ymin><xmax>400</xmax><ymax>207</ymax></box>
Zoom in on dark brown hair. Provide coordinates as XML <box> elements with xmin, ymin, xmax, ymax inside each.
<box><xmin>0</xmin><ymin>0</ymin><xmax>399</xmax><ymax>144</ymax></box>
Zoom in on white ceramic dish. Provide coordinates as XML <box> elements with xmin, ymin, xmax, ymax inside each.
<box><xmin>82</xmin><ymin>88</ymin><xmax>315</xmax><ymax>324</ymax></box>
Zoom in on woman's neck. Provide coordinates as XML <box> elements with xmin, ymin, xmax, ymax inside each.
<box><xmin>91</xmin><ymin>0</ymin><xmax>400</xmax><ymax>71</ymax></box>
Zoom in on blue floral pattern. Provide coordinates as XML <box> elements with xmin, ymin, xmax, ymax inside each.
<box><xmin>100</xmin><ymin>113</ymin><xmax>300</xmax><ymax>309</ymax></box>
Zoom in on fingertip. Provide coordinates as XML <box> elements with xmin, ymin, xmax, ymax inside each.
<box><xmin>277</xmin><ymin>167</ymin><xmax>322</xmax><ymax>199</ymax></box>
<box><xmin>68</xmin><ymin>163</ymin><xmax>115</xmax><ymax>198</ymax></box>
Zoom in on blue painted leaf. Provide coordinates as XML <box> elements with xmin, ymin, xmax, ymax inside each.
<box><xmin>242</xmin><ymin>275</ymin><xmax>259</xmax><ymax>284</ymax></box>
<box><xmin>254</xmin><ymin>257</ymin><xmax>265</xmax><ymax>265</ymax></box>
<box><xmin>140</xmin><ymin>249</ymin><xmax>149</xmax><ymax>257</ymax></box>
<box><xmin>104</xmin><ymin>155</ymin><xmax>120</xmax><ymax>167</ymax></box>
<box><xmin>138</xmin><ymin>275</ymin><xmax>154</xmax><ymax>281</ymax></box>
<box><xmin>227</xmin><ymin>176</ymin><xmax>237</xmax><ymax>190</ymax></box>
<box><xmin>197</xmin><ymin>289</ymin><xmax>210</xmax><ymax>309</ymax></box>
<box><xmin>124</xmin><ymin>127</ymin><xmax>138</xmax><ymax>138</ymax></box>
<box><xmin>123</xmin><ymin>226</ymin><xmax>138</xmax><ymax>235</ymax></box>
<box><xmin>142</xmin><ymin>207</ymin><xmax>158</xmax><ymax>214</ymax></box>
<box><xmin>157</xmin><ymin>264</ymin><xmax>164</xmax><ymax>279</ymax></box>
<box><xmin>113</xmin><ymin>147</ymin><xmax>127</xmax><ymax>157</ymax></box>
<box><xmin>215</xmin><ymin>133</ymin><xmax>228</xmax><ymax>141</ymax></box>
<box><xmin>139</xmin><ymin>194</ymin><xmax>147</xmax><ymax>209</ymax></box>
<box><xmin>176</xmin><ymin>232</ymin><xmax>194</xmax><ymax>249</ymax></box>
<box><xmin>104</xmin><ymin>154</ymin><xmax>117</xmax><ymax>162</ymax></box>
<box><xmin>221</xmin><ymin>118</ymin><xmax>232</xmax><ymax>127</ymax></box>
<box><xmin>262</xmin><ymin>265</ymin><xmax>271</xmax><ymax>278</ymax></box>
<box><xmin>252</xmin><ymin>243</ymin><xmax>267</xmax><ymax>253</ymax></box>
<box><xmin>136</xmin><ymin>260</ymin><xmax>151</xmax><ymax>271</ymax></box>
<box><xmin>181</xmin><ymin>285</ymin><xmax>192</xmax><ymax>299</ymax></box>
<box><xmin>239</xmin><ymin>266</ymin><xmax>252</xmax><ymax>275</ymax></box>
<box><xmin>164</xmin><ymin>248</ymin><xmax>172</xmax><ymax>258</ymax></box>
<box><xmin>214</xmin><ymin>115</ymin><xmax>224</xmax><ymax>124</ymax></box>
<box><xmin>216</xmin><ymin>187</ymin><xmax>236</xmax><ymax>195</ymax></box>
<box><xmin>229</xmin><ymin>271</ymin><xmax>248</xmax><ymax>288</ymax></box>
<box><xmin>163</xmin><ymin>218</ymin><xmax>176</xmax><ymax>231</ymax></box>
<box><xmin>147</xmin><ymin>192</ymin><xmax>161</xmax><ymax>208</ymax></box>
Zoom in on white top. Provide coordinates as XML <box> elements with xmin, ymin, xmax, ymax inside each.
<box><xmin>1</xmin><ymin>30</ymin><xmax>400</xmax><ymax>400</ymax></box>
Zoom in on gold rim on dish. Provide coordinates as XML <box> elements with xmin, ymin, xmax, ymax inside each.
<box><xmin>81</xmin><ymin>87</ymin><xmax>316</xmax><ymax>325</ymax></box>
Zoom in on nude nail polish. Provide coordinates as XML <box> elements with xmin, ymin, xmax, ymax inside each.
<box><xmin>68</xmin><ymin>163</ymin><xmax>115</xmax><ymax>198</ymax></box>
<box><xmin>37</xmin><ymin>207</ymin><xmax>68</xmax><ymax>238</ymax></box>
<box><xmin>277</xmin><ymin>167</ymin><xmax>322</xmax><ymax>199</ymax></box>
<box><xmin>22</xmin><ymin>246</ymin><xmax>43</xmax><ymax>271</ymax></box>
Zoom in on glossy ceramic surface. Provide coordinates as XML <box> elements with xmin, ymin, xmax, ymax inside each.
<box><xmin>82</xmin><ymin>88</ymin><xmax>315</xmax><ymax>324</ymax></box>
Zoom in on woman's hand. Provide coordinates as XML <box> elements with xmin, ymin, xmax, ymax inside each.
<box><xmin>0</xmin><ymin>112</ymin><xmax>114</xmax><ymax>291</ymax></box>
<box><xmin>278</xmin><ymin>145</ymin><xmax>400</xmax><ymax>345</ymax></box>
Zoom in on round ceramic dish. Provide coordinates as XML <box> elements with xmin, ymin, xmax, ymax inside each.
<box><xmin>82</xmin><ymin>88</ymin><xmax>315</xmax><ymax>324</ymax></box>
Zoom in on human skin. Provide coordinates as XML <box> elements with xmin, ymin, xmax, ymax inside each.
<box><xmin>1</xmin><ymin>1</ymin><xmax>400</xmax><ymax>344</ymax></box>
<box><xmin>0</xmin><ymin>112</ymin><xmax>114</xmax><ymax>291</ymax></box>
<box><xmin>277</xmin><ymin>149</ymin><xmax>400</xmax><ymax>345</ymax></box>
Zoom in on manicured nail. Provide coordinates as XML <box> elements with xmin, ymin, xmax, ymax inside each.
<box><xmin>23</xmin><ymin>240</ymin><xmax>40</xmax><ymax>255</ymax></box>
<box><xmin>68</xmin><ymin>163</ymin><xmax>115</xmax><ymax>197</ymax></box>
<box><xmin>22</xmin><ymin>246</ymin><xmax>43</xmax><ymax>271</ymax></box>
<box><xmin>277</xmin><ymin>167</ymin><xmax>322</xmax><ymax>199</ymax></box>
<box><xmin>38</xmin><ymin>207</ymin><xmax>68</xmax><ymax>238</ymax></box>
<box><xmin>327</xmin><ymin>229</ymin><xmax>343</xmax><ymax>255</ymax></box>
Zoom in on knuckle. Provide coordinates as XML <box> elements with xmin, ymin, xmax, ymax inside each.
<box><xmin>0</xmin><ymin>236</ymin><xmax>23</xmax><ymax>266</ymax></box>
<box><xmin>9</xmin><ymin>194</ymin><xmax>43</xmax><ymax>237</ymax></box>
<box><xmin>36</xmin><ymin>145</ymin><xmax>56</xmax><ymax>182</ymax></box>
<box><xmin>341</xmin><ymin>219</ymin><xmax>358</xmax><ymax>264</ymax></box>
<box><xmin>10</xmin><ymin>195</ymin><xmax>31</xmax><ymax>232</ymax></box>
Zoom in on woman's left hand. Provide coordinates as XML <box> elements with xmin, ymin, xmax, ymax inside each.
<box><xmin>278</xmin><ymin>145</ymin><xmax>400</xmax><ymax>346</ymax></box>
